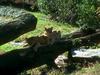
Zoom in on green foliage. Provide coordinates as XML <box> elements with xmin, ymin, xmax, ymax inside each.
<box><xmin>38</xmin><ymin>0</ymin><xmax>76</xmax><ymax>23</ymax></box>
<box><xmin>76</xmin><ymin>0</ymin><xmax>99</xmax><ymax>28</ymax></box>
<box><xmin>38</xmin><ymin>0</ymin><xmax>99</xmax><ymax>28</ymax></box>
<box><xmin>38</xmin><ymin>0</ymin><xmax>48</xmax><ymax>14</ymax></box>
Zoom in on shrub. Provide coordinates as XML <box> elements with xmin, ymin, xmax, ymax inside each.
<box><xmin>37</xmin><ymin>0</ymin><xmax>48</xmax><ymax>14</ymax></box>
<box><xmin>38</xmin><ymin>0</ymin><xmax>77</xmax><ymax>24</ymax></box>
<box><xmin>76</xmin><ymin>0</ymin><xmax>99</xmax><ymax>28</ymax></box>
<box><xmin>38</xmin><ymin>0</ymin><xmax>100</xmax><ymax>28</ymax></box>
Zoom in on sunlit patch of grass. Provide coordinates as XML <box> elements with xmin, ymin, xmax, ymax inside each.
<box><xmin>48</xmin><ymin>69</ymin><xmax>64</xmax><ymax>75</ymax></box>
<box><xmin>0</xmin><ymin>42</ymin><xmax>23</xmax><ymax>52</ymax></box>
<box><xmin>19</xmin><ymin>62</ymin><xmax>100</xmax><ymax>75</ymax></box>
<box><xmin>0</xmin><ymin>12</ymin><xmax>77</xmax><ymax>52</ymax></box>
<box><xmin>69</xmin><ymin>62</ymin><xmax>100</xmax><ymax>75</ymax></box>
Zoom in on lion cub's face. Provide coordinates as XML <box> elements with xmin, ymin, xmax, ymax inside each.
<box><xmin>43</xmin><ymin>27</ymin><xmax>61</xmax><ymax>44</ymax></box>
<box><xmin>42</xmin><ymin>27</ymin><xmax>53</xmax><ymax>36</ymax></box>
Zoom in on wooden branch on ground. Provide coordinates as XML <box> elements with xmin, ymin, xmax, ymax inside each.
<box><xmin>66</xmin><ymin>28</ymin><xmax>100</xmax><ymax>39</ymax></box>
<box><xmin>78</xmin><ymin>31</ymin><xmax>100</xmax><ymax>46</ymax></box>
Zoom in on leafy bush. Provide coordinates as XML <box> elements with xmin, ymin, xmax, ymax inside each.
<box><xmin>76</xmin><ymin>0</ymin><xmax>99</xmax><ymax>28</ymax></box>
<box><xmin>38</xmin><ymin>0</ymin><xmax>76</xmax><ymax>23</ymax></box>
<box><xmin>37</xmin><ymin>0</ymin><xmax>48</xmax><ymax>14</ymax></box>
<box><xmin>38</xmin><ymin>0</ymin><xmax>99</xmax><ymax>28</ymax></box>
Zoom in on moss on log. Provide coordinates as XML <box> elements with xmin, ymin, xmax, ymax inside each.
<box><xmin>0</xmin><ymin>5</ymin><xmax>37</xmax><ymax>45</ymax></box>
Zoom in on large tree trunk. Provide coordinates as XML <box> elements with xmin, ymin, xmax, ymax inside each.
<box><xmin>0</xmin><ymin>5</ymin><xmax>37</xmax><ymax>45</ymax></box>
<box><xmin>0</xmin><ymin>30</ymin><xmax>100</xmax><ymax>74</ymax></box>
<box><xmin>0</xmin><ymin>40</ymin><xmax>72</xmax><ymax>75</ymax></box>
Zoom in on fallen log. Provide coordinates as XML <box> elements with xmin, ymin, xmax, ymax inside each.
<box><xmin>1</xmin><ymin>31</ymin><xmax>100</xmax><ymax>74</ymax></box>
<box><xmin>65</xmin><ymin>28</ymin><xmax>100</xmax><ymax>39</ymax></box>
<box><xmin>0</xmin><ymin>5</ymin><xmax>37</xmax><ymax>45</ymax></box>
<box><xmin>64</xmin><ymin>29</ymin><xmax>100</xmax><ymax>48</ymax></box>
<box><xmin>0</xmin><ymin>40</ymin><xmax>72</xmax><ymax>75</ymax></box>
<box><xmin>0</xmin><ymin>30</ymin><xmax>100</xmax><ymax>74</ymax></box>
<box><xmin>79</xmin><ymin>31</ymin><xmax>100</xmax><ymax>46</ymax></box>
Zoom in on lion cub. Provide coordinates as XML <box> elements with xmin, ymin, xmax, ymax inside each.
<box><xmin>24</xmin><ymin>27</ymin><xmax>61</xmax><ymax>47</ymax></box>
<box><xmin>42</xmin><ymin>27</ymin><xmax>61</xmax><ymax>44</ymax></box>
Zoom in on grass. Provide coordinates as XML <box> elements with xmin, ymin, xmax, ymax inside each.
<box><xmin>0</xmin><ymin>12</ymin><xmax>77</xmax><ymax>51</ymax></box>
<box><xmin>69</xmin><ymin>62</ymin><xmax>100</xmax><ymax>75</ymax></box>
<box><xmin>0</xmin><ymin>12</ymin><xmax>100</xmax><ymax>75</ymax></box>
<box><xmin>25</xmin><ymin>62</ymin><xmax>100</xmax><ymax>75</ymax></box>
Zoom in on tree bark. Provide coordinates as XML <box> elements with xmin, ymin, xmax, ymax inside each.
<box><xmin>65</xmin><ymin>29</ymin><xmax>100</xmax><ymax>39</ymax></box>
<box><xmin>0</xmin><ymin>40</ymin><xmax>72</xmax><ymax>75</ymax></box>
<box><xmin>0</xmin><ymin>31</ymin><xmax>100</xmax><ymax>74</ymax></box>
<box><xmin>78</xmin><ymin>31</ymin><xmax>100</xmax><ymax>46</ymax></box>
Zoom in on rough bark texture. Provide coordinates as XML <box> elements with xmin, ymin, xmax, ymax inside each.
<box><xmin>76</xmin><ymin>31</ymin><xmax>100</xmax><ymax>46</ymax></box>
<box><xmin>0</xmin><ymin>30</ymin><xmax>100</xmax><ymax>74</ymax></box>
<box><xmin>66</xmin><ymin>29</ymin><xmax>100</xmax><ymax>39</ymax></box>
<box><xmin>0</xmin><ymin>40</ymin><xmax>72</xmax><ymax>75</ymax></box>
<box><xmin>0</xmin><ymin>6</ymin><xmax>37</xmax><ymax>45</ymax></box>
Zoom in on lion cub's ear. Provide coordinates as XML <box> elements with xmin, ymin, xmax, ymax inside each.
<box><xmin>45</xmin><ymin>27</ymin><xmax>53</xmax><ymax>33</ymax></box>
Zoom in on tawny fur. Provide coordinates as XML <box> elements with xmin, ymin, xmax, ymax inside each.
<box><xmin>24</xmin><ymin>27</ymin><xmax>61</xmax><ymax>47</ymax></box>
